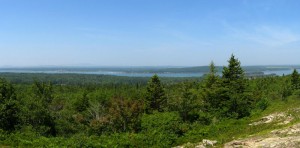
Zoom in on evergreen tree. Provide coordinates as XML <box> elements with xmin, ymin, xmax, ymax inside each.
<box><xmin>32</xmin><ymin>81</ymin><xmax>54</xmax><ymax>104</ymax></box>
<box><xmin>74</xmin><ymin>91</ymin><xmax>90</xmax><ymax>112</ymax></box>
<box><xmin>205</xmin><ymin>61</ymin><xmax>218</xmax><ymax>88</ymax></box>
<box><xmin>0</xmin><ymin>78</ymin><xmax>20</xmax><ymax>131</ymax></box>
<box><xmin>170</xmin><ymin>82</ymin><xmax>199</xmax><ymax>122</ymax></box>
<box><xmin>222</xmin><ymin>54</ymin><xmax>245</xmax><ymax>84</ymax></box>
<box><xmin>281</xmin><ymin>78</ymin><xmax>292</xmax><ymax>100</ymax></box>
<box><xmin>220</xmin><ymin>54</ymin><xmax>252</xmax><ymax>118</ymax></box>
<box><xmin>145</xmin><ymin>74</ymin><xmax>166</xmax><ymax>113</ymax></box>
<box><xmin>26</xmin><ymin>80</ymin><xmax>56</xmax><ymax>136</ymax></box>
<box><xmin>202</xmin><ymin>61</ymin><xmax>220</xmax><ymax>113</ymax></box>
<box><xmin>291</xmin><ymin>69</ymin><xmax>300</xmax><ymax>90</ymax></box>
<box><xmin>222</xmin><ymin>54</ymin><xmax>247</xmax><ymax>94</ymax></box>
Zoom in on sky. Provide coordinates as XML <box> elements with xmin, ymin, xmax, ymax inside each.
<box><xmin>0</xmin><ymin>0</ymin><xmax>300</xmax><ymax>67</ymax></box>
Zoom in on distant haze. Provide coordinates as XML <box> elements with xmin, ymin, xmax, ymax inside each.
<box><xmin>1</xmin><ymin>0</ymin><xmax>300</xmax><ymax>67</ymax></box>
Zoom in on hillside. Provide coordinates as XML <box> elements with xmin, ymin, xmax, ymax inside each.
<box><xmin>224</xmin><ymin>97</ymin><xmax>300</xmax><ymax>148</ymax></box>
<box><xmin>175</xmin><ymin>96</ymin><xmax>300</xmax><ymax>148</ymax></box>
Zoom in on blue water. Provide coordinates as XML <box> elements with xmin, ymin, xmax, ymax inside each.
<box><xmin>0</xmin><ymin>69</ymin><xmax>205</xmax><ymax>77</ymax></box>
<box><xmin>0</xmin><ymin>68</ymin><xmax>299</xmax><ymax>77</ymax></box>
<box><xmin>263</xmin><ymin>69</ymin><xmax>300</xmax><ymax>76</ymax></box>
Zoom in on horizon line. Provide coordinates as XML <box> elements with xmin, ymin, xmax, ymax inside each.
<box><xmin>1</xmin><ymin>64</ymin><xmax>300</xmax><ymax>68</ymax></box>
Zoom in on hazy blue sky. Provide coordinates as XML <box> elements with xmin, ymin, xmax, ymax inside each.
<box><xmin>1</xmin><ymin>0</ymin><xmax>300</xmax><ymax>67</ymax></box>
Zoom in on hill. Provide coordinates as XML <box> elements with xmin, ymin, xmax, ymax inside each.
<box><xmin>175</xmin><ymin>96</ymin><xmax>300</xmax><ymax>148</ymax></box>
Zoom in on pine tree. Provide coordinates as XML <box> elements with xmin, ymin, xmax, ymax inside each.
<box><xmin>32</xmin><ymin>81</ymin><xmax>54</xmax><ymax>104</ymax></box>
<box><xmin>74</xmin><ymin>91</ymin><xmax>90</xmax><ymax>112</ymax></box>
<box><xmin>0</xmin><ymin>78</ymin><xmax>20</xmax><ymax>131</ymax></box>
<box><xmin>220</xmin><ymin>54</ymin><xmax>252</xmax><ymax>118</ymax></box>
<box><xmin>145</xmin><ymin>74</ymin><xmax>166</xmax><ymax>113</ymax></box>
<box><xmin>205</xmin><ymin>61</ymin><xmax>218</xmax><ymax>88</ymax></box>
<box><xmin>29</xmin><ymin>81</ymin><xmax>56</xmax><ymax>136</ymax></box>
<box><xmin>171</xmin><ymin>82</ymin><xmax>199</xmax><ymax>122</ymax></box>
<box><xmin>291</xmin><ymin>69</ymin><xmax>300</xmax><ymax>90</ymax></box>
<box><xmin>202</xmin><ymin>61</ymin><xmax>220</xmax><ymax>113</ymax></box>
<box><xmin>223</xmin><ymin>55</ymin><xmax>244</xmax><ymax>83</ymax></box>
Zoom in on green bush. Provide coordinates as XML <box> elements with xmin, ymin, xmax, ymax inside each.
<box><xmin>256</xmin><ymin>98</ymin><xmax>269</xmax><ymax>111</ymax></box>
<box><xmin>140</xmin><ymin>112</ymin><xmax>183</xmax><ymax>147</ymax></box>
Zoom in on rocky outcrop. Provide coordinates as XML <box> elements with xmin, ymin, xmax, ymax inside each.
<box><xmin>173</xmin><ymin>139</ymin><xmax>217</xmax><ymax>148</ymax></box>
<box><xmin>249</xmin><ymin>112</ymin><xmax>294</xmax><ymax>126</ymax></box>
<box><xmin>225</xmin><ymin>123</ymin><xmax>300</xmax><ymax>148</ymax></box>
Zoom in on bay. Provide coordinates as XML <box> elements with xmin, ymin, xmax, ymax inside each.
<box><xmin>0</xmin><ymin>68</ymin><xmax>299</xmax><ymax>77</ymax></box>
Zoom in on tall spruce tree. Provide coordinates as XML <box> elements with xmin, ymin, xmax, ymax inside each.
<box><xmin>222</xmin><ymin>55</ymin><xmax>244</xmax><ymax>84</ymax></box>
<box><xmin>220</xmin><ymin>54</ymin><xmax>252</xmax><ymax>118</ymax></box>
<box><xmin>205</xmin><ymin>61</ymin><xmax>218</xmax><ymax>88</ymax></box>
<box><xmin>202</xmin><ymin>61</ymin><xmax>220</xmax><ymax>113</ymax></box>
<box><xmin>291</xmin><ymin>69</ymin><xmax>300</xmax><ymax>90</ymax></box>
<box><xmin>145</xmin><ymin>74</ymin><xmax>166</xmax><ymax>113</ymax></box>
